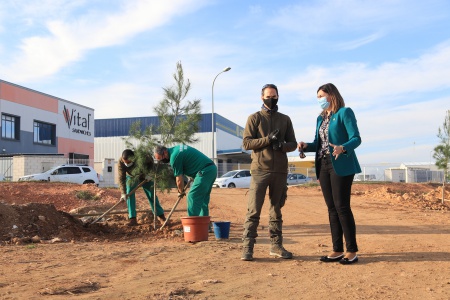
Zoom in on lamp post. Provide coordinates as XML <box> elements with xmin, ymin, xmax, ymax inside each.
<box><xmin>211</xmin><ymin>67</ymin><xmax>231</xmax><ymax>166</ymax></box>
<box><xmin>429</xmin><ymin>149</ymin><xmax>434</xmax><ymax>182</ymax></box>
<box><xmin>430</xmin><ymin>150</ymin><xmax>433</xmax><ymax>167</ymax></box>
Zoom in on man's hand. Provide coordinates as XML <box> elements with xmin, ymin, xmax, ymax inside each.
<box><xmin>120</xmin><ymin>194</ymin><xmax>127</xmax><ymax>202</ymax></box>
<box><xmin>268</xmin><ymin>129</ymin><xmax>282</xmax><ymax>150</ymax></box>
<box><xmin>272</xmin><ymin>141</ymin><xmax>282</xmax><ymax>151</ymax></box>
<box><xmin>177</xmin><ymin>191</ymin><xmax>186</xmax><ymax>198</ymax></box>
<box><xmin>268</xmin><ymin>129</ymin><xmax>280</xmax><ymax>141</ymax></box>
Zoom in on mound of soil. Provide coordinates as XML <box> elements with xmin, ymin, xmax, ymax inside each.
<box><xmin>0</xmin><ymin>181</ymin><xmax>448</xmax><ymax>245</ymax></box>
<box><xmin>0</xmin><ymin>182</ymin><xmax>184</xmax><ymax>245</ymax></box>
<box><xmin>352</xmin><ymin>182</ymin><xmax>450</xmax><ymax>211</ymax></box>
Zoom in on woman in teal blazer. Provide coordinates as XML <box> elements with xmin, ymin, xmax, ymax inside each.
<box><xmin>298</xmin><ymin>83</ymin><xmax>361</xmax><ymax>265</ymax></box>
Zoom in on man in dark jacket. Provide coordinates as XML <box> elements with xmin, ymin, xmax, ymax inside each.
<box><xmin>118</xmin><ymin>149</ymin><xmax>165</xmax><ymax>226</ymax></box>
<box><xmin>241</xmin><ymin>84</ymin><xmax>297</xmax><ymax>261</ymax></box>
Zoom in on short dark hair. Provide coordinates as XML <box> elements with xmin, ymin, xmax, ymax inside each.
<box><xmin>154</xmin><ymin>145</ymin><xmax>167</xmax><ymax>155</ymax></box>
<box><xmin>261</xmin><ymin>84</ymin><xmax>278</xmax><ymax>96</ymax></box>
<box><xmin>122</xmin><ymin>149</ymin><xmax>134</xmax><ymax>160</ymax></box>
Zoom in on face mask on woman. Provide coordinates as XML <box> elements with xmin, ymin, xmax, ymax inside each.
<box><xmin>318</xmin><ymin>96</ymin><xmax>330</xmax><ymax>110</ymax></box>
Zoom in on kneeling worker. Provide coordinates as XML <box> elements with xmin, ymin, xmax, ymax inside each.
<box><xmin>118</xmin><ymin>149</ymin><xmax>166</xmax><ymax>226</ymax></box>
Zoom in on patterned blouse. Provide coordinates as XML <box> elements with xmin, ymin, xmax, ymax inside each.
<box><xmin>318</xmin><ymin>112</ymin><xmax>332</xmax><ymax>158</ymax></box>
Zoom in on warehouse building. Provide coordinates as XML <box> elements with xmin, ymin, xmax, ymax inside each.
<box><xmin>0</xmin><ymin>79</ymin><xmax>251</xmax><ymax>183</ymax></box>
<box><xmin>0</xmin><ymin>80</ymin><xmax>95</xmax><ymax>180</ymax></box>
<box><xmin>94</xmin><ymin>113</ymin><xmax>251</xmax><ymax>179</ymax></box>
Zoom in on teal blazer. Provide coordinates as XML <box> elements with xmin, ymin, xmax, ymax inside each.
<box><xmin>305</xmin><ymin>107</ymin><xmax>361</xmax><ymax>177</ymax></box>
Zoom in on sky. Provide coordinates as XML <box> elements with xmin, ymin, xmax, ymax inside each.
<box><xmin>1</xmin><ymin>0</ymin><xmax>449</xmax><ymax>165</ymax></box>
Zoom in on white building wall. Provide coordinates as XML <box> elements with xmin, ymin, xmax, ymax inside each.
<box><xmin>1</xmin><ymin>100</ymin><xmax>58</xmax><ymax>134</ymax></box>
<box><xmin>13</xmin><ymin>156</ymin><xmax>67</xmax><ymax>180</ymax></box>
<box><xmin>216</xmin><ymin>129</ymin><xmax>244</xmax><ymax>153</ymax></box>
<box><xmin>1</xmin><ymin>98</ymin><xmax>94</xmax><ymax>143</ymax></box>
<box><xmin>93</xmin><ymin>129</ymin><xmax>245</xmax><ymax>162</ymax></box>
<box><xmin>94</xmin><ymin>133</ymin><xmax>210</xmax><ymax>162</ymax></box>
<box><xmin>57</xmin><ymin>101</ymin><xmax>94</xmax><ymax>143</ymax></box>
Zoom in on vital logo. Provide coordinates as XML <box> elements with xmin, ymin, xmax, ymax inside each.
<box><xmin>62</xmin><ymin>105</ymin><xmax>92</xmax><ymax>136</ymax></box>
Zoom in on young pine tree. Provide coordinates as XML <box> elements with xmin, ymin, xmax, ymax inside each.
<box><xmin>124</xmin><ymin>61</ymin><xmax>201</xmax><ymax>191</ymax></box>
<box><xmin>433</xmin><ymin>110</ymin><xmax>450</xmax><ymax>204</ymax></box>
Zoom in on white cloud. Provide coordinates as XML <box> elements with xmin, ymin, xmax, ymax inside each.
<box><xmin>0</xmin><ymin>0</ymin><xmax>208</xmax><ymax>82</ymax></box>
<box><xmin>275</xmin><ymin>41</ymin><xmax>450</xmax><ymax>164</ymax></box>
<box><xmin>68</xmin><ymin>82</ymin><xmax>162</xmax><ymax>119</ymax></box>
<box><xmin>271</xmin><ymin>0</ymin><xmax>449</xmax><ymax>35</ymax></box>
<box><xmin>335</xmin><ymin>32</ymin><xmax>385</xmax><ymax>50</ymax></box>
<box><xmin>283</xmin><ymin>40</ymin><xmax>450</xmax><ymax>109</ymax></box>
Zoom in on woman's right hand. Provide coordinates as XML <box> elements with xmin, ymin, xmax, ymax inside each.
<box><xmin>297</xmin><ymin>141</ymin><xmax>307</xmax><ymax>151</ymax></box>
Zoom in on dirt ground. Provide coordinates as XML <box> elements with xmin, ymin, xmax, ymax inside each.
<box><xmin>0</xmin><ymin>181</ymin><xmax>449</xmax><ymax>299</ymax></box>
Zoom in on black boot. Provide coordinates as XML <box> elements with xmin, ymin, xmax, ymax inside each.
<box><xmin>127</xmin><ymin>217</ymin><xmax>138</xmax><ymax>226</ymax></box>
<box><xmin>241</xmin><ymin>237</ymin><xmax>256</xmax><ymax>261</ymax></box>
<box><xmin>241</xmin><ymin>247</ymin><xmax>254</xmax><ymax>261</ymax></box>
<box><xmin>269</xmin><ymin>244</ymin><xmax>293</xmax><ymax>259</ymax></box>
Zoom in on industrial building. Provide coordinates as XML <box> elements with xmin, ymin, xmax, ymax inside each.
<box><xmin>0</xmin><ymin>80</ymin><xmax>95</xmax><ymax>180</ymax></box>
<box><xmin>384</xmin><ymin>163</ymin><xmax>443</xmax><ymax>183</ymax></box>
<box><xmin>0</xmin><ymin>79</ymin><xmax>252</xmax><ymax>183</ymax></box>
<box><xmin>94</xmin><ymin>113</ymin><xmax>251</xmax><ymax>178</ymax></box>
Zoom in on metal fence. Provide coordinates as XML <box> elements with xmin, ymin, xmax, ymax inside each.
<box><xmin>1</xmin><ymin>158</ymin><xmax>446</xmax><ymax>184</ymax></box>
<box><xmin>216</xmin><ymin>162</ymin><xmax>445</xmax><ymax>183</ymax></box>
<box><xmin>0</xmin><ymin>157</ymin><xmax>13</xmax><ymax>181</ymax></box>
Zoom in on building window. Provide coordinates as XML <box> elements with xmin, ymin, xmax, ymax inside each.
<box><xmin>33</xmin><ymin>121</ymin><xmax>56</xmax><ymax>145</ymax></box>
<box><xmin>1</xmin><ymin>113</ymin><xmax>20</xmax><ymax>140</ymax></box>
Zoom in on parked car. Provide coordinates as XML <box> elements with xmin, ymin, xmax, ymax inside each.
<box><xmin>213</xmin><ymin>169</ymin><xmax>252</xmax><ymax>188</ymax></box>
<box><xmin>18</xmin><ymin>164</ymin><xmax>99</xmax><ymax>185</ymax></box>
<box><xmin>354</xmin><ymin>174</ymin><xmax>376</xmax><ymax>181</ymax></box>
<box><xmin>286</xmin><ymin>173</ymin><xmax>312</xmax><ymax>185</ymax></box>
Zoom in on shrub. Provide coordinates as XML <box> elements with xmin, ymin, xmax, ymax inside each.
<box><xmin>75</xmin><ymin>190</ymin><xmax>100</xmax><ymax>200</ymax></box>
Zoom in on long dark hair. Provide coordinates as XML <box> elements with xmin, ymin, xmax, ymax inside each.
<box><xmin>317</xmin><ymin>83</ymin><xmax>345</xmax><ymax>113</ymax></box>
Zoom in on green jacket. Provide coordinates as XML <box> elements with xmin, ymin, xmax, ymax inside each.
<box><xmin>168</xmin><ymin>144</ymin><xmax>213</xmax><ymax>178</ymax></box>
<box><xmin>243</xmin><ymin>108</ymin><xmax>297</xmax><ymax>173</ymax></box>
<box><xmin>118</xmin><ymin>155</ymin><xmax>154</xmax><ymax>194</ymax></box>
<box><xmin>305</xmin><ymin>107</ymin><xmax>362</xmax><ymax>177</ymax></box>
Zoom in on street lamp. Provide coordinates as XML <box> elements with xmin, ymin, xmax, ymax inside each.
<box><xmin>211</xmin><ymin>67</ymin><xmax>231</xmax><ymax>165</ymax></box>
<box><xmin>429</xmin><ymin>149</ymin><xmax>434</xmax><ymax>182</ymax></box>
<box><xmin>430</xmin><ymin>150</ymin><xmax>434</xmax><ymax>168</ymax></box>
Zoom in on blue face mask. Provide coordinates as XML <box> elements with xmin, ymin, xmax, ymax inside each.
<box><xmin>318</xmin><ymin>97</ymin><xmax>330</xmax><ymax>110</ymax></box>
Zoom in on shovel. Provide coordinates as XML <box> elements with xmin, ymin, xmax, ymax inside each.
<box><xmin>158</xmin><ymin>177</ymin><xmax>193</xmax><ymax>230</ymax></box>
<box><xmin>88</xmin><ymin>179</ymin><xmax>148</xmax><ymax>226</ymax></box>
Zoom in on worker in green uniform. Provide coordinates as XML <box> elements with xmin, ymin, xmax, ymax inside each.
<box><xmin>118</xmin><ymin>149</ymin><xmax>166</xmax><ymax>226</ymax></box>
<box><xmin>154</xmin><ymin>144</ymin><xmax>217</xmax><ymax>217</ymax></box>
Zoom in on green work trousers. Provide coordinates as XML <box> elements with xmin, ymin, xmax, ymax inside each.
<box><xmin>186</xmin><ymin>164</ymin><xmax>217</xmax><ymax>216</ymax></box>
<box><xmin>242</xmin><ymin>170</ymin><xmax>288</xmax><ymax>248</ymax></box>
<box><xmin>126</xmin><ymin>176</ymin><xmax>164</xmax><ymax>219</ymax></box>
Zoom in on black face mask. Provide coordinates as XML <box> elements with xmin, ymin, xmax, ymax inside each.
<box><xmin>161</xmin><ymin>158</ymin><xmax>170</xmax><ymax>163</ymax></box>
<box><xmin>263</xmin><ymin>97</ymin><xmax>278</xmax><ymax>109</ymax></box>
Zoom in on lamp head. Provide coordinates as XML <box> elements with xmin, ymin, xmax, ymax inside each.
<box><xmin>223</xmin><ymin>67</ymin><xmax>231</xmax><ymax>72</ymax></box>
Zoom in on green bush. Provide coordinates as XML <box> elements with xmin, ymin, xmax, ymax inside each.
<box><xmin>75</xmin><ymin>190</ymin><xmax>100</xmax><ymax>200</ymax></box>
